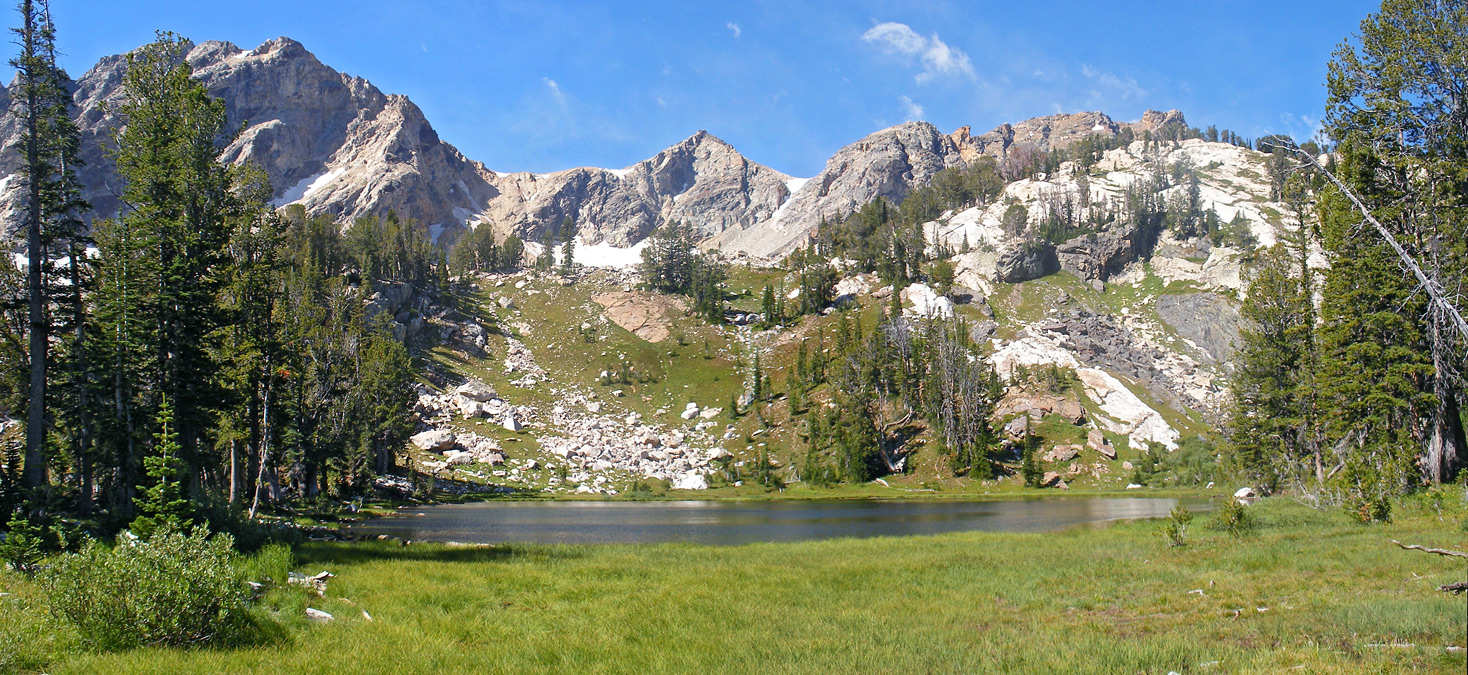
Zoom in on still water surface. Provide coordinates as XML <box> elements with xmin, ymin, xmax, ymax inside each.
<box><xmin>348</xmin><ymin>497</ymin><xmax>1210</xmax><ymax>546</ymax></box>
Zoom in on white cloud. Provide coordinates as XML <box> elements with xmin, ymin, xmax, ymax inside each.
<box><xmin>1080</xmin><ymin>64</ymin><xmax>1146</xmax><ymax>100</ymax></box>
<box><xmin>862</xmin><ymin>21</ymin><xmax>974</xmax><ymax>84</ymax></box>
<box><xmin>899</xmin><ymin>95</ymin><xmax>925</xmax><ymax>121</ymax></box>
<box><xmin>726</xmin><ymin>22</ymin><xmax>741</xmax><ymax>38</ymax></box>
<box><xmin>543</xmin><ymin>77</ymin><xmax>567</xmax><ymax>108</ymax></box>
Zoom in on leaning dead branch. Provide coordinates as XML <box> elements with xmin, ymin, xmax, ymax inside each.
<box><xmin>1279</xmin><ymin>143</ymin><xmax>1468</xmax><ymax>349</ymax></box>
<box><xmin>1389</xmin><ymin>539</ymin><xmax>1468</xmax><ymax>593</ymax></box>
<box><xmin>1389</xmin><ymin>539</ymin><xmax>1468</xmax><ymax>558</ymax></box>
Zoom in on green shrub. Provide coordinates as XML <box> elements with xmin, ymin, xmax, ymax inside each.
<box><xmin>1021</xmin><ymin>435</ymin><xmax>1043</xmax><ymax>488</ymax></box>
<box><xmin>1211</xmin><ymin>498</ymin><xmax>1254</xmax><ymax>537</ymax></box>
<box><xmin>1159</xmin><ymin>504</ymin><xmax>1192</xmax><ymax>547</ymax></box>
<box><xmin>0</xmin><ymin>513</ymin><xmax>44</xmax><ymax>574</ymax></box>
<box><xmin>40</xmin><ymin>526</ymin><xmax>258</xmax><ymax>650</ymax></box>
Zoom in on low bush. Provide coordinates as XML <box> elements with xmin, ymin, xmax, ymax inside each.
<box><xmin>40</xmin><ymin>526</ymin><xmax>259</xmax><ymax>650</ymax></box>
<box><xmin>1159</xmin><ymin>504</ymin><xmax>1192</xmax><ymax>547</ymax></box>
<box><xmin>1209</xmin><ymin>497</ymin><xmax>1254</xmax><ymax>537</ymax></box>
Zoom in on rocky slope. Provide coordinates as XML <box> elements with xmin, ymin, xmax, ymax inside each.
<box><xmin>478</xmin><ymin>130</ymin><xmax>793</xmax><ymax>247</ymax></box>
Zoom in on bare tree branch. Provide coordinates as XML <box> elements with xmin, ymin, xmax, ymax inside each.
<box><xmin>1281</xmin><ymin>144</ymin><xmax>1468</xmax><ymax>349</ymax></box>
<box><xmin>1390</xmin><ymin>539</ymin><xmax>1468</xmax><ymax>558</ymax></box>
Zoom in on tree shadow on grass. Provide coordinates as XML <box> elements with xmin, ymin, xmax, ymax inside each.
<box><xmin>293</xmin><ymin>539</ymin><xmax>586</xmax><ymax>567</ymax></box>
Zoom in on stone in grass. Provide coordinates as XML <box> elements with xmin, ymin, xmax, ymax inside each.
<box><xmin>672</xmin><ymin>473</ymin><xmax>708</xmax><ymax>490</ymax></box>
<box><xmin>503</xmin><ymin>415</ymin><xmax>522</xmax><ymax>432</ymax></box>
<box><xmin>456</xmin><ymin>379</ymin><xmax>499</xmax><ymax>403</ymax></box>
<box><xmin>680</xmin><ymin>407</ymin><xmax>700</xmax><ymax>420</ymax></box>
<box><xmin>306</xmin><ymin>607</ymin><xmax>334</xmax><ymax>623</ymax></box>
<box><xmin>1087</xmin><ymin>429</ymin><xmax>1116</xmax><ymax>459</ymax></box>
<box><xmin>410</xmin><ymin>429</ymin><xmax>455</xmax><ymax>452</ymax></box>
<box><xmin>1040</xmin><ymin>471</ymin><xmax>1063</xmax><ymax>487</ymax></box>
<box><xmin>1044</xmin><ymin>445</ymin><xmax>1080</xmax><ymax>463</ymax></box>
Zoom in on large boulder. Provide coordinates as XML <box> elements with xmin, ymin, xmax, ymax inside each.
<box><xmin>996</xmin><ymin>241</ymin><xmax>1060</xmax><ymax>283</ymax></box>
<box><xmin>1087</xmin><ymin>429</ymin><xmax>1116</xmax><ymax>459</ymax></box>
<box><xmin>672</xmin><ymin>473</ymin><xmax>708</xmax><ymax>490</ymax></box>
<box><xmin>410</xmin><ymin>429</ymin><xmax>455</xmax><ymax>452</ymax></box>
<box><xmin>456</xmin><ymin>379</ymin><xmax>499</xmax><ymax>403</ymax></box>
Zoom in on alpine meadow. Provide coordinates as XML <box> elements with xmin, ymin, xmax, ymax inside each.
<box><xmin>0</xmin><ymin>1</ymin><xmax>1465</xmax><ymax>673</ymax></box>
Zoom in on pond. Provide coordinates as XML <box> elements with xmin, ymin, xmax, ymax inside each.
<box><xmin>347</xmin><ymin>497</ymin><xmax>1212</xmax><ymax>546</ymax></box>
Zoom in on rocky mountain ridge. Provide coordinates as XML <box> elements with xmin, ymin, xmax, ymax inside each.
<box><xmin>0</xmin><ymin>35</ymin><xmax>1203</xmax><ymax>260</ymax></box>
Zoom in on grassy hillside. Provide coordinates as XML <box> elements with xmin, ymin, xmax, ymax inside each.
<box><xmin>406</xmin><ymin>263</ymin><xmax>1231</xmax><ymax>498</ymax></box>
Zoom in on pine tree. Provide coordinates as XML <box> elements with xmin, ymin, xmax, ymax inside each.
<box><xmin>1325</xmin><ymin>0</ymin><xmax>1468</xmax><ymax>484</ymax></box>
<box><xmin>96</xmin><ymin>33</ymin><xmax>240</xmax><ymax>505</ymax></box>
<box><xmin>1315</xmin><ymin>144</ymin><xmax>1431</xmax><ymax>517</ymax></box>
<box><xmin>11</xmin><ymin>0</ymin><xmax>69</xmax><ymax>489</ymax></box>
<box><xmin>130</xmin><ymin>395</ymin><xmax>193</xmax><ymax>539</ymax></box>
<box><xmin>559</xmin><ymin>216</ymin><xmax>577</xmax><ymax>276</ymax></box>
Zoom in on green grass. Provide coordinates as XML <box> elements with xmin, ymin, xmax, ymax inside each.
<box><xmin>4</xmin><ymin>498</ymin><xmax>1463</xmax><ymax>673</ymax></box>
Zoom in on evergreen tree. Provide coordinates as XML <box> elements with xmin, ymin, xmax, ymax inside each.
<box><xmin>1325</xmin><ymin>0</ymin><xmax>1468</xmax><ymax>484</ymax></box>
<box><xmin>559</xmin><ymin>216</ymin><xmax>577</xmax><ymax>276</ymax></box>
<box><xmin>11</xmin><ymin>0</ymin><xmax>80</xmax><ymax>489</ymax></box>
<box><xmin>130</xmin><ymin>395</ymin><xmax>193</xmax><ymax>539</ymax></box>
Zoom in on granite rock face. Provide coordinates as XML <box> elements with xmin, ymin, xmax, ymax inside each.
<box><xmin>948</xmin><ymin>109</ymin><xmax>1189</xmax><ymax>164</ymax></box>
<box><xmin>480</xmin><ymin>130</ymin><xmax>792</xmax><ymax>246</ymax></box>
<box><xmin>0</xmin><ymin>37</ymin><xmax>498</xmax><ymax>242</ymax></box>
<box><xmin>1155</xmin><ymin>292</ymin><xmax>1242</xmax><ymax>365</ymax></box>
<box><xmin>710</xmin><ymin>121</ymin><xmax>966</xmax><ymax>257</ymax></box>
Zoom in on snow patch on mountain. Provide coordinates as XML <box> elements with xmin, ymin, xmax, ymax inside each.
<box><xmin>269</xmin><ymin>166</ymin><xmax>346</xmax><ymax>207</ymax></box>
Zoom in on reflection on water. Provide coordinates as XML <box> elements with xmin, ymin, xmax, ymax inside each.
<box><xmin>348</xmin><ymin>497</ymin><xmax>1212</xmax><ymax>546</ymax></box>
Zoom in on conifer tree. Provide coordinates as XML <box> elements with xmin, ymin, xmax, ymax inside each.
<box><xmin>559</xmin><ymin>216</ymin><xmax>576</xmax><ymax>276</ymax></box>
<box><xmin>130</xmin><ymin>395</ymin><xmax>193</xmax><ymax>539</ymax></box>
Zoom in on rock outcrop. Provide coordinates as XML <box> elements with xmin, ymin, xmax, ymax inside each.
<box><xmin>709</xmin><ymin>121</ymin><xmax>965</xmax><ymax>257</ymax></box>
<box><xmin>996</xmin><ymin>241</ymin><xmax>1060</xmax><ymax>283</ymax></box>
<box><xmin>0</xmin><ymin>37</ymin><xmax>498</xmax><ymax>242</ymax></box>
<box><xmin>480</xmin><ymin>131</ymin><xmax>793</xmax><ymax>246</ymax></box>
<box><xmin>1156</xmin><ymin>292</ymin><xmax>1241</xmax><ymax>364</ymax></box>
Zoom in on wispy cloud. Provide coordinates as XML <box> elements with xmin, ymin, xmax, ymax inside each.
<box><xmin>543</xmin><ymin>77</ymin><xmax>567</xmax><ymax>108</ymax></box>
<box><xmin>899</xmin><ymin>95</ymin><xmax>925</xmax><ymax>120</ymax></box>
<box><xmin>861</xmin><ymin>21</ymin><xmax>975</xmax><ymax>84</ymax></box>
<box><xmin>726</xmin><ymin>22</ymin><xmax>741</xmax><ymax>38</ymax></box>
<box><xmin>1080</xmin><ymin>64</ymin><xmax>1146</xmax><ymax>101</ymax></box>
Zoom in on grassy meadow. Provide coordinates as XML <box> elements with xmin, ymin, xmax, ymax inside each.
<box><xmin>3</xmin><ymin>496</ymin><xmax>1464</xmax><ymax>674</ymax></box>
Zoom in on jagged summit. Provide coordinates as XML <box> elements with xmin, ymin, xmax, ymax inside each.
<box><xmin>0</xmin><ymin>34</ymin><xmax>1211</xmax><ymax>261</ymax></box>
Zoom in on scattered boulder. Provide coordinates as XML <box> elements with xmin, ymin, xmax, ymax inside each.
<box><xmin>410</xmin><ymin>429</ymin><xmax>455</xmax><ymax>452</ymax></box>
<box><xmin>1044</xmin><ymin>445</ymin><xmax>1081</xmax><ymax>463</ymax></box>
<box><xmin>672</xmin><ymin>473</ymin><xmax>708</xmax><ymax>490</ymax></box>
<box><xmin>503</xmin><ymin>415</ymin><xmax>522</xmax><ymax>432</ymax></box>
<box><xmin>305</xmin><ymin>607</ymin><xmax>335</xmax><ymax>623</ymax></box>
<box><xmin>1233</xmin><ymin>487</ymin><xmax>1257</xmax><ymax>502</ymax></box>
<box><xmin>289</xmin><ymin>571</ymin><xmax>335</xmax><ymax>596</ymax></box>
<box><xmin>1040</xmin><ymin>471</ymin><xmax>1063</xmax><ymax>488</ymax></box>
<box><xmin>456</xmin><ymin>379</ymin><xmax>498</xmax><ymax>403</ymax></box>
<box><xmin>1087</xmin><ymin>429</ymin><xmax>1116</xmax><ymax>459</ymax></box>
<box><xmin>1003</xmin><ymin>416</ymin><xmax>1030</xmax><ymax>440</ymax></box>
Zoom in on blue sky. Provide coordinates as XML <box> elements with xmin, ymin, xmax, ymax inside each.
<box><xmin>50</xmin><ymin>0</ymin><xmax>1378</xmax><ymax>177</ymax></box>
